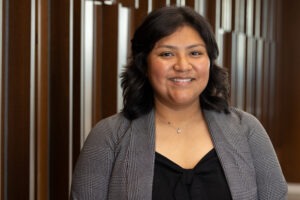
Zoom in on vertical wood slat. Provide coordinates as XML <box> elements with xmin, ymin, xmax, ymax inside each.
<box><xmin>205</xmin><ymin>0</ymin><xmax>216</xmax><ymax>31</ymax></box>
<box><xmin>101</xmin><ymin>4</ymin><xmax>119</xmax><ymax>119</ymax></box>
<box><xmin>246</xmin><ymin>0</ymin><xmax>254</xmax><ymax>36</ymax></box>
<box><xmin>133</xmin><ymin>0</ymin><xmax>148</xmax><ymax>29</ymax></box>
<box><xmin>36</xmin><ymin>0</ymin><xmax>49</xmax><ymax>199</ymax></box>
<box><xmin>221</xmin><ymin>0</ymin><xmax>232</xmax><ymax>31</ymax></box>
<box><xmin>245</xmin><ymin>37</ymin><xmax>256</xmax><ymax>113</ymax></box>
<box><xmin>255</xmin><ymin>39</ymin><xmax>263</xmax><ymax>119</ymax></box>
<box><xmin>185</xmin><ymin>0</ymin><xmax>195</xmax><ymax>8</ymax></box>
<box><xmin>152</xmin><ymin>0</ymin><xmax>166</xmax><ymax>9</ymax></box>
<box><xmin>254</xmin><ymin>0</ymin><xmax>261</xmax><ymax>38</ymax></box>
<box><xmin>234</xmin><ymin>0</ymin><xmax>246</xmax><ymax>33</ymax></box>
<box><xmin>215</xmin><ymin>0</ymin><xmax>221</xmax><ymax>31</ymax></box>
<box><xmin>261</xmin><ymin>42</ymin><xmax>270</xmax><ymax>128</ymax></box>
<box><xmin>1</xmin><ymin>1</ymin><xmax>6</xmax><ymax>199</ymax></box>
<box><xmin>49</xmin><ymin>0</ymin><xmax>71</xmax><ymax>199</ymax></box>
<box><xmin>261</xmin><ymin>0</ymin><xmax>269</xmax><ymax>39</ymax></box>
<box><xmin>170</xmin><ymin>0</ymin><xmax>177</xmax><ymax>5</ymax></box>
<box><xmin>119</xmin><ymin>0</ymin><xmax>135</xmax><ymax>8</ymax></box>
<box><xmin>279</xmin><ymin>0</ymin><xmax>300</xmax><ymax>182</ymax></box>
<box><xmin>236</xmin><ymin>33</ymin><xmax>246</xmax><ymax>109</ymax></box>
<box><xmin>72</xmin><ymin>0</ymin><xmax>82</xmax><ymax>164</ymax></box>
<box><xmin>93</xmin><ymin>5</ymin><xmax>104</xmax><ymax>125</ymax></box>
<box><xmin>3</xmin><ymin>0</ymin><xmax>31</xmax><ymax>199</ymax></box>
<box><xmin>8</xmin><ymin>0</ymin><xmax>31</xmax><ymax>198</ymax></box>
<box><xmin>267</xmin><ymin>42</ymin><xmax>277</xmax><ymax>141</ymax></box>
<box><xmin>272</xmin><ymin>0</ymin><xmax>283</xmax><ymax>160</ymax></box>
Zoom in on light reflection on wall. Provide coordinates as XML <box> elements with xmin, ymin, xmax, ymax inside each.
<box><xmin>82</xmin><ymin>1</ymin><xmax>94</xmax><ymax>140</ymax></box>
<box><xmin>117</xmin><ymin>5</ymin><xmax>130</xmax><ymax>111</ymax></box>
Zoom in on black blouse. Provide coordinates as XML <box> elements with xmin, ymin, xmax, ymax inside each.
<box><xmin>152</xmin><ymin>149</ymin><xmax>232</xmax><ymax>200</ymax></box>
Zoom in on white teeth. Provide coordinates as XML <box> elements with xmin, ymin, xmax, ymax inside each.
<box><xmin>172</xmin><ymin>78</ymin><xmax>192</xmax><ymax>82</ymax></box>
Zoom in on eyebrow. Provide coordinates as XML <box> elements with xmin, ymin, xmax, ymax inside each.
<box><xmin>155</xmin><ymin>44</ymin><xmax>206</xmax><ymax>49</ymax></box>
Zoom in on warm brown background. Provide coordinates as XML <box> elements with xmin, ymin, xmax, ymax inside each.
<box><xmin>1</xmin><ymin>0</ymin><xmax>299</xmax><ymax>199</ymax></box>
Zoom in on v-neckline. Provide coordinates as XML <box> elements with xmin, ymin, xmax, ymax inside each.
<box><xmin>155</xmin><ymin>148</ymin><xmax>216</xmax><ymax>171</ymax></box>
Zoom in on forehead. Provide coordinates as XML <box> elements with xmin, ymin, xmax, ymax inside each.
<box><xmin>154</xmin><ymin>25</ymin><xmax>205</xmax><ymax>46</ymax></box>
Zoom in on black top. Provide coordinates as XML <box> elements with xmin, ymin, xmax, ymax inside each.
<box><xmin>152</xmin><ymin>149</ymin><xmax>232</xmax><ymax>200</ymax></box>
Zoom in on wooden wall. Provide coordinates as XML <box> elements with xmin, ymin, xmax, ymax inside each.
<box><xmin>1</xmin><ymin>0</ymin><xmax>31</xmax><ymax>199</ymax></box>
<box><xmin>0</xmin><ymin>0</ymin><xmax>299</xmax><ymax>199</ymax></box>
<box><xmin>278</xmin><ymin>0</ymin><xmax>300</xmax><ymax>182</ymax></box>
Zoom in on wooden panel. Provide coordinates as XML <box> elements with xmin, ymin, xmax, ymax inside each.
<box><xmin>254</xmin><ymin>0</ymin><xmax>262</xmax><ymax>38</ymax></box>
<box><xmin>170</xmin><ymin>0</ymin><xmax>177</xmax><ymax>5</ymax></box>
<box><xmin>222</xmin><ymin>32</ymin><xmax>232</xmax><ymax>69</ymax></box>
<box><xmin>101</xmin><ymin>4</ymin><xmax>118</xmax><ymax>118</ymax></box>
<box><xmin>230</xmin><ymin>0</ymin><xmax>236</xmax><ymax>31</ymax></box>
<box><xmin>261</xmin><ymin>41</ymin><xmax>270</xmax><ymax>127</ymax></box>
<box><xmin>49</xmin><ymin>0</ymin><xmax>71</xmax><ymax>199</ymax></box>
<box><xmin>152</xmin><ymin>0</ymin><xmax>166</xmax><ymax>9</ymax></box>
<box><xmin>255</xmin><ymin>39</ymin><xmax>263</xmax><ymax>119</ymax></box>
<box><xmin>268</xmin><ymin>0</ymin><xmax>276</xmax><ymax>41</ymax></box>
<box><xmin>230</xmin><ymin>32</ymin><xmax>238</xmax><ymax>106</ymax></box>
<box><xmin>215</xmin><ymin>0</ymin><xmax>221</xmax><ymax>31</ymax></box>
<box><xmin>133</xmin><ymin>0</ymin><xmax>148</xmax><ymax>29</ymax></box>
<box><xmin>221</xmin><ymin>0</ymin><xmax>232</xmax><ymax>31</ymax></box>
<box><xmin>205</xmin><ymin>0</ymin><xmax>216</xmax><ymax>31</ymax></box>
<box><xmin>72</xmin><ymin>0</ymin><xmax>83</xmax><ymax>162</ymax></box>
<box><xmin>245</xmin><ymin>37</ymin><xmax>256</xmax><ymax>114</ymax></box>
<box><xmin>93</xmin><ymin>5</ymin><xmax>104</xmax><ymax>124</ymax></box>
<box><xmin>272</xmin><ymin>0</ymin><xmax>284</xmax><ymax>161</ymax></box>
<box><xmin>185</xmin><ymin>0</ymin><xmax>195</xmax><ymax>8</ymax></box>
<box><xmin>246</xmin><ymin>0</ymin><xmax>254</xmax><ymax>36</ymax></box>
<box><xmin>119</xmin><ymin>0</ymin><xmax>135</xmax><ymax>8</ymax></box>
<box><xmin>234</xmin><ymin>0</ymin><xmax>246</xmax><ymax>33</ymax></box>
<box><xmin>267</xmin><ymin>43</ymin><xmax>277</xmax><ymax>142</ymax></box>
<box><xmin>1</xmin><ymin>1</ymin><xmax>7</xmax><ymax>199</ymax></box>
<box><xmin>261</xmin><ymin>0</ymin><xmax>269</xmax><ymax>39</ymax></box>
<box><xmin>36</xmin><ymin>0</ymin><xmax>49</xmax><ymax>199</ymax></box>
<box><xmin>236</xmin><ymin>33</ymin><xmax>246</xmax><ymax>109</ymax></box>
<box><xmin>4</xmin><ymin>0</ymin><xmax>31</xmax><ymax>199</ymax></box>
<box><xmin>279</xmin><ymin>0</ymin><xmax>300</xmax><ymax>182</ymax></box>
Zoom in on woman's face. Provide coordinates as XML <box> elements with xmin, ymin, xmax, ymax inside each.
<box><xmin>147</xmin><ymin>25</ymin><xmax>210</xmax><ymax>109</ymax></box>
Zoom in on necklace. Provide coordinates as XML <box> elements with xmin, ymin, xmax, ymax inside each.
<box><xmin>156</xmin><ymin>115</ymin><xmax>188</xmax><ymax>134</ymax></box>
<box><xmin>167</xmin><ymin>121</ymin><xmax>183</xmax><ymax>134</ymax></box>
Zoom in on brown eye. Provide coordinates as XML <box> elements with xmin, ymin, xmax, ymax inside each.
<box><xmin>159</xmin><ymin>52</ymin><xmax>173</xmax><ymax>57</ymax></box>
<box><xmin>190</xmin><ymin>51</ymin><xmax>202</xmax><ymax>56</ymax></box>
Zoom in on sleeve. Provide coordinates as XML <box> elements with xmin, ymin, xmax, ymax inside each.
<box><xmin>70</xmin><ymin>120</ymin><xmax>116</xmax><ymax>200</ymax></box>
<box><xmin>246</xmin><ymin>114</ymin><xmax>288</xmax><ymax>200</ymax></box>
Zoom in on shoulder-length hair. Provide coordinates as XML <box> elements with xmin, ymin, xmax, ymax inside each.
<box><xmin>121</xmin><ymin>6</ymin><xmax>230</xmax><ymax>120</ymax></box>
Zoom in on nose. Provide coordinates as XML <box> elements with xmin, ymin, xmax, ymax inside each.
<box><xmin>173</xmin><ymin>55</ymin><xmax>192</xmax><ymax>72</ymax></box>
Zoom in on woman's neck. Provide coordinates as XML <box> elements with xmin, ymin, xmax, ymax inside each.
<box><xmin>154</xmin><ymin>100</ymin><xmax>204</xmax><ymax>125</ymax></box>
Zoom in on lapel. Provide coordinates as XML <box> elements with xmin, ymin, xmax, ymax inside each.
<box><xmin>126</xmin><ymin>110</ymin><xmax>156</xmax><ymax>200</ymax></box>
<box><xmin>203</xmin><ymin>109</ymin><xmax>257</xmax><ymax>200</ymax></box>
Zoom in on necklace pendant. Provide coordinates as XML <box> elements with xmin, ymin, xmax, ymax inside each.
<box><xmin>176</xmin><ymin>128</ymin><xmax>182</xmax><ymax>134</ymax></box>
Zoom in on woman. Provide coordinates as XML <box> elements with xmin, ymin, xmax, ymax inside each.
<box><xmin>71</xmin><ymin>6</ymin><xmax>287</xmax><ymax>200</ymax></box>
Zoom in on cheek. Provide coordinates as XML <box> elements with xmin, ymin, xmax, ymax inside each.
<box><xmin>147</xmin><ymin>60</ymin><xmax>166</xmax><ymax>81</ymax></box>
<box><xmin>197</xmin><ymin>60</ymin><xmax>210</xmax><ymax>76</ymax></box>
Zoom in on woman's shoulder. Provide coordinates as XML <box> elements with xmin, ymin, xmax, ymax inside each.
<box><xmin>205</xmin><ymin>107</ymin><xmax>261</xmax><ymax>125</ymax></box>
<box><xmin>94</xmin><ymin>112</ymin><xmax>130</xmax><ymax>131</ymax></box>
<box><xmin>227</xmin><ymin>107</ymin><xmax>264</xmax><ymax>128</ymax></box>
<box><xmin>84</xmin><ymin>112</ymin><xmax>131</xmax><ymax>149</ymax></box>
<box><xmin>205</xmin><ymin>107</ymin><xmax>266</xmax><ymax>138</ymax></box>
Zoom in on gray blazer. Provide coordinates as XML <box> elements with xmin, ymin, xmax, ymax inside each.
<box><xmin>71</xmin><ymin>108</ymin><xmax>287</xmax><ymax>200</ymax></box>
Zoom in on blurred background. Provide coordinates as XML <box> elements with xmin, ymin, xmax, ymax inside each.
<box><xmin>1</xmin><ymin>0</ymin><xmax>300</xmax><ymax>199</ymax></box>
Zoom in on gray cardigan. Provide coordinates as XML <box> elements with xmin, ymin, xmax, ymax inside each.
<box><xmin>71</xmin><ymin>108</ymin><xmax>287</xmax><ymax>200</ymax></box>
